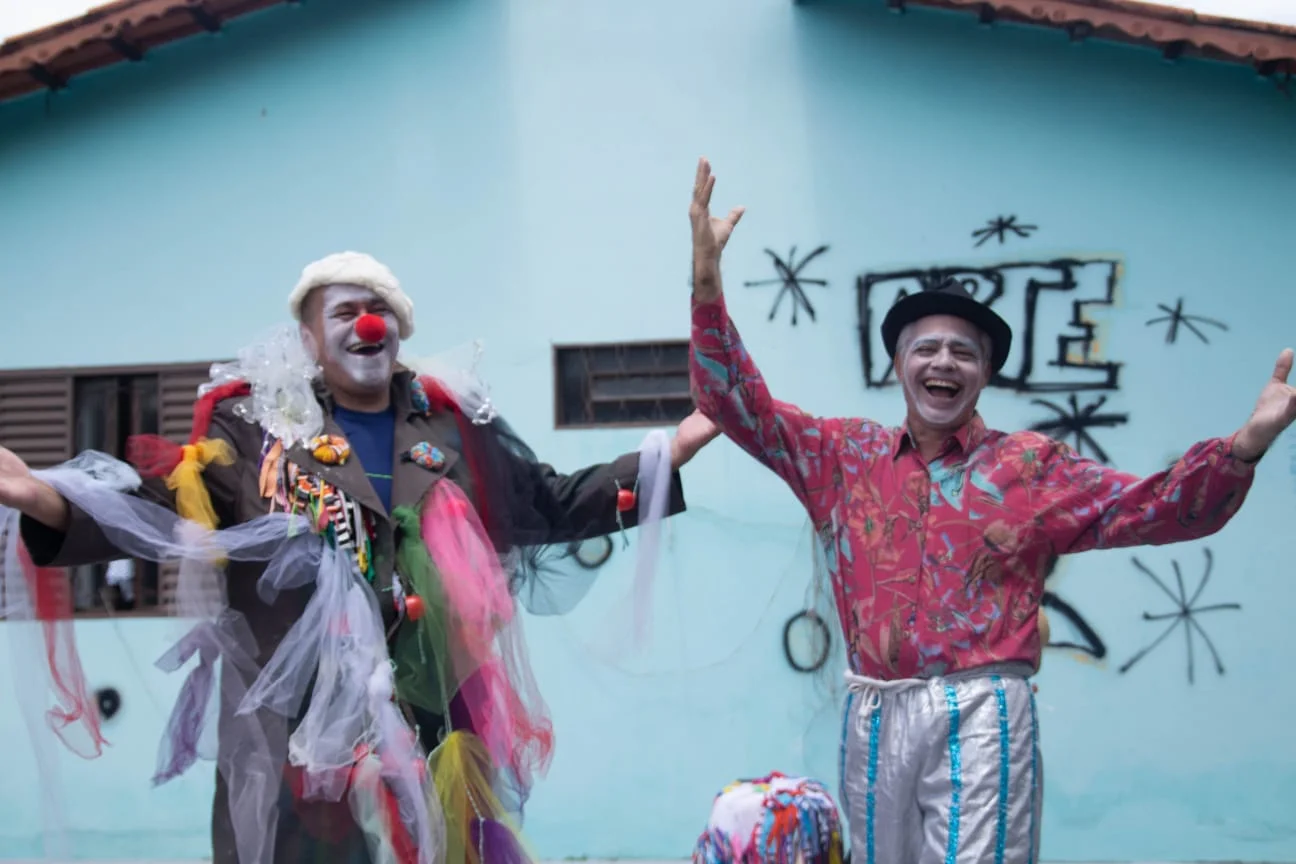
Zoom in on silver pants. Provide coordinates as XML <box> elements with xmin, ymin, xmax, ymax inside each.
<box><xmin>840</xmin><ymin>665</ymin><xmax>1043</xmax><ymax>864</ymax></box>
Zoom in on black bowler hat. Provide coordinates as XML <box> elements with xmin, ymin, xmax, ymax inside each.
<box><xmin>881</xmin><ymin>277</ymin><xmax>1013</xmax><ymax>373</ymax></box>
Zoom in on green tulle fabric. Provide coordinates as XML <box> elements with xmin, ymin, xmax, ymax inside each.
<box><xmin>390</xmin><ymin>505</ymin><xmax>456</xmax><ymax>720</ymax></box>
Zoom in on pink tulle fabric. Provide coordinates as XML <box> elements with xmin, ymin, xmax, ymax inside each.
<box><xmin>419</xmin><ymin>481</ymin><xmax>554</xmax><ymax>792</ymax></box>
<box><xmin>21</xmin><ymin>544</ymin><xmax>105</xmax><ymax>757</ymax></box>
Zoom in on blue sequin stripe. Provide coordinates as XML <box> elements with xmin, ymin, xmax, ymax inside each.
<box><xmin>992</xmin><ymin>676</ymin><xmax>1010</xmax><ymax>864</ymax></box>
<box><xmin>1027</xmin><ymin>689</ymin><xmax>1040</xmax><ymax>864</ymax></box>
<box><xmin>943</xmin><ymin>685</ymin><xmax>963</xmax><ymax>864</ymax></box>
<box><xmin>866</xmin><ymin>705</ymin><xmax>881</xmax><ymax>864</ymax></box>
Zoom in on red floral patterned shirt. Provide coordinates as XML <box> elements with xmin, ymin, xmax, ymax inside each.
<box><xmin>690</xmin><ymin>297</ymin><xmax>1257</xmax><ymax>679</ymax></box>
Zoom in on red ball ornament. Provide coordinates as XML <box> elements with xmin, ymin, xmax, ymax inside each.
<box><xmin>354</xmin><ymin>313</ymin><xmax>387</xmax><ymax>344</ymax></box>
<box><xmin>404</xmin><ymin>595</ymin><xmax>426</xmax><ymax>622</ymax></box>
<box><xmin>616</xmin><ymin>488</ymin><xmax>636</xmax><ymax>512</ymax></box>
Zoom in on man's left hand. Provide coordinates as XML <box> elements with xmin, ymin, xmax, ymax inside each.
<box><xmin>1233</xmin><ymin>348</ymin><xmax>1296</xmax><ymax>462</ymax></box>
<box><xmin>670</xmin><ymin>410</ymin><xmax>722</xmax><ymax>469</ymax></box>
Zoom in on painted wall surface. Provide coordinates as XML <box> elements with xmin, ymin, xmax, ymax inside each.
<box><xmin>0</xmin><ymin>0</ymin><xmax>1293</xmax><ymax>860</ymax></box>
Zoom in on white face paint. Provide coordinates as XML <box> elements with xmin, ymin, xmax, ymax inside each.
<box><xmin>303</xmin><ymin>284</ymin><xmax>400</xmax><ymax>397</ymax></box>
<box><xmin>897</xmin><ymin>315</ymin><xmax>989</xmax><ymax>432</ymax></box>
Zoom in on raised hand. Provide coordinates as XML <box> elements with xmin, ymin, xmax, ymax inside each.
<box><xmin>1233</xmin><ymin>348</ymin><xmax>1296</xmax><ymax>461</ymax></box>
<box><xmin>690</xmin><ymin>157</ymin><xmax>745</xmax><ymax>300</ymax></box>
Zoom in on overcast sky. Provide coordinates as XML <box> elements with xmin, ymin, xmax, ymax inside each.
<box><xmin>0</xmin><ymin>0</ymin><xmax>1293</xmax><ymax>41</ymax></box>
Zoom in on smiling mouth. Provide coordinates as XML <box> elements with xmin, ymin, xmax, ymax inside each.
<box><xmin>923</xmin><ymin>378</ymin><xmax>962</xmax><ymax>400</ymax></box>
<box><xmin>346</xmin><ymin>343</ymin><xmax>385</xmax><ymax>357</ymax></box>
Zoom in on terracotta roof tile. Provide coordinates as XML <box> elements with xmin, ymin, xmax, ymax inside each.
<box><xmin>2</xmin><ymin>0</ymin><xmax>1293</xmax><ymax>106</ymax></box>
<box><xmin>0</xmin><ymin>0</ymin><xmax>290</xmax><ymax>103</ymax></box>
<box><xmin>894</xmin><ymin>0</ymin><xmax>1296</xmax><ymax>66</ymax></box>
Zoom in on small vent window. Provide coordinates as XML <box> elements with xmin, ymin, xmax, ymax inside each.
<box><xmin>553</xmin><ymin>340</ymin><xmax>694</xmax><ymax>428</ymax></box>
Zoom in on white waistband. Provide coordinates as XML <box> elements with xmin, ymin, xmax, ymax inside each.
<box><xmin>844</xmin><ymin>671</ymin><xmax>926</xmax><ymax>724</ymax></box>
<box><xmin>843</xmin><ymin>671</ymin><xmax>928</xmax><ymax>693</ymax></box>
<box><xmin>844</xmin><ymin>664</ymin><xmax>1031</xmax><ymax>730</ymax></box>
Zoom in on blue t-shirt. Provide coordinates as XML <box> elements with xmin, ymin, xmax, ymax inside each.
<box><xmin>332</xmin><ymin>405</ymin><xmax>396</xmax><ymax>513</ymax></box>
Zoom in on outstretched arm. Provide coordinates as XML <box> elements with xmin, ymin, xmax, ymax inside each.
<box><xmin>484</xmin><ymin>409</ymin><xmax>717</xmax><ymax>547</ymax></box>
<box><xmin>688</xmin><ymin>157</ymin><xmax>850</xmax><ymax>526</ymax></box>
<box><xmin>1040</xmin><ymin>348</ymin><xmax>1295</xmax><ymax>551</ymax></box>
<box><xmin>526</xmin><ymin>449</ymin><xmax>684</xmax><ymax>543</ymax></box>
<box><xmin>9</xmin><ymin>412</ymin><xmax>246</xmax><ymax>567</ymax></box>
<box><xmin>1038</xmin><ymin>433</ymin><xmax>1256</xmax><ymax>554</ymax></box>
<box><xmin>0</xmin><ymin>446</ymin><xmax>70</xmax><ymax>531</ymax></box>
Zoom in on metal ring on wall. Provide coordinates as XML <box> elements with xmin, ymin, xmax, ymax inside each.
<box><xmin>782</xmin><ymin>609</ymin><xmax>831</xmax><ymax>674</ymax></box>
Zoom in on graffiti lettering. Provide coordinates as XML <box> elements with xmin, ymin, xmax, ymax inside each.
<box><xmin>857</xmin><ymin>258</ymin><xmax>1123</xmax><ymax>393</ymax></box>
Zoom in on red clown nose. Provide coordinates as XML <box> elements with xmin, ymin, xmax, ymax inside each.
<box><xmin>354</xmin><ymin>314</ymin><xmax>387</xmax><ymax>344</ymax></box>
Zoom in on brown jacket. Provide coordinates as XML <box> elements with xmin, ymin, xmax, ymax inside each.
<box><xmin>22</xmin><ymin>369</ymin><xmax>686</xmax><ymax>864</ymax></box>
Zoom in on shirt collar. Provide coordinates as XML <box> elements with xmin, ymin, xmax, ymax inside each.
<box><xmin>891</xmin><ymin>413</ymin><xmax>987</xmax><ymax>460</ymax></box>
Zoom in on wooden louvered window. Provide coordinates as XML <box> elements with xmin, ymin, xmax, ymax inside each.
<box><xmin>0</xmin><ymin>362</ymin><xmax>220</xmax><ymax>618</ymax></box>
<box><xmin>0</xmin><ymin>373</ymin><xmax>73</xmax><ymax>470</ymax></box>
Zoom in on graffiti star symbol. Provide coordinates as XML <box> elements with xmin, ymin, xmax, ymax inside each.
<box><xmin>1144</xmin><ymin>298</ymin><xmax>1229</xmax><ymax>345</ymax></box>
<box><xmin>971</xmin><ymin>215</ymin><xmax>1037</xmax><ymax>247</ymax></box>
<box><xmin>743</xmin><ymin>245</ymin><xmax>830</xmax><ymax>325</ymax></box>
<box><xmin>1028</xmin><ymin>394</ymin><xmax>1128</xmax><ymax>465</ymax></box>
<box><xmin>1118</xmin><ymin>548</ymin><xmax>1240</xmax><ymax>685</ymax></box>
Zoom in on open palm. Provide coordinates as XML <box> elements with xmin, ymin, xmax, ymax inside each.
<box><xmin>690</xmin><ymin>157</ymin><xmax>745</xmax><ymax>263</ymax></box>
<box><xmin>1250</xmin><ymin>349</ymin><xmax>1296</xmax><ymax>431</ymax></box>
<box><xmin>1234</xmin><ymin>348</ymin><xmax>1296</xmax><ymax>461</ymax></box>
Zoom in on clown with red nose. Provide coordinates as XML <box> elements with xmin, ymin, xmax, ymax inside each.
<box><xmin>289</xmin><ymin>251</ymin><xmax>413</xmax><ymax>411</ymax></box>
<box><xmin>0</xmin><ymin>246</ymin><xmax>720</xmax><ymax>864</ymax></box>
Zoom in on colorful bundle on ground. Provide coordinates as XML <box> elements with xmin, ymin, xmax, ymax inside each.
<box><xmin>693</xmin><ymin>773</ymin><xmax>844</xmax><ymax>864</ymax></box>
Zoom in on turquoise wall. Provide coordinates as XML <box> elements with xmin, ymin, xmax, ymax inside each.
<box><xmin>0</xmin><ymin>0</ymin><xmax>1293</xmax><ymax>859</ymax></box>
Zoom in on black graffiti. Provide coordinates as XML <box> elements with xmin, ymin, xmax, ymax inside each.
<box><xmin>972</xmin><ymin>215</ymin><xmax>1037</xmax><ymax>247</ymax></box>
<box><xmin>744</xmin><ymin>245</ymin><xmax>830</xmax><ymax>325</ymax></box>
<box><xmin>1028</xmin><ymin>394</ymin><xmax>1129</xmax><ymax>464</ymax></box>
<box><xmin>857</xmin><ymin>259</ymin><xmax>1122</xmax><ymax>393</ymax></box>
<box><xmin>1040</xmin><ymin>556</ymin><xmax>1106</xmax><ymax>659</ymax></box>
<box><xmin>1145</xmin><ymin>298</ymin><xmax>1229</xmax><ymax>345</ymax></box>
<box><xmin>1118</xmin><ymin>548</ymin><xmax>1240</xmax><ymax>685</ymax></box>
<box><xmin>1041</xmin><ymin>593</ymin><xmax>1107</xmax><ymax>659</ymax></box>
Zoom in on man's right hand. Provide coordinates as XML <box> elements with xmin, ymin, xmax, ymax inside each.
<box><xmin>690</xmin><ymin>157</ymin><xmax>745</xmax><ymax>302</ymax></box>
<box><xmin>0</xmin><ymin>445</ymin><xmax>69</xmax><ymax>530</ymax></box>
